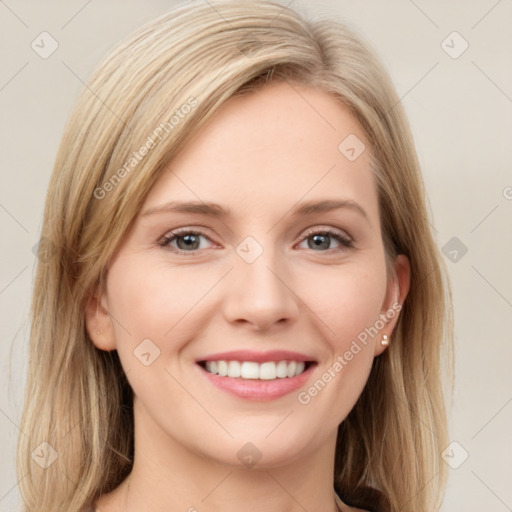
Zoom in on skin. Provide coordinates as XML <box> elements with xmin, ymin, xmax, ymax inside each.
<box><xmin>87</xmin><ymin>80</ymin><xmax>410</xmax><ymax>512</ymax></box>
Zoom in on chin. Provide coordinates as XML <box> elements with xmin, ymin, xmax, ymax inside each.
<box><xmin>198</xmin><ymin>427</ymin><xmax>318</xmax><ymax>470</ymax></box>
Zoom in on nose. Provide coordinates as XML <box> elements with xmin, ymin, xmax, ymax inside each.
<box><xmin>222</xmin><ymin>247</ymin><xmax>300</xmax><ymax>332</ymax></box>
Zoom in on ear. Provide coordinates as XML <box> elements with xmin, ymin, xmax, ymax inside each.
<box><xmin>85</xmin><ymin>283</ymin><xmax>117</xmax><ymax>351</ymax></box>
<box><xmin>373</xmin><ymin>254</ymin><xmax>411</xmax><ymax>356</ymax></box>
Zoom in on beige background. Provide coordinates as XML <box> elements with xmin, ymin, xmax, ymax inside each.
<box><xmin>1</xmin><ymin>1</ymin><xmax>511</xmax><ymax>510</ymax></box>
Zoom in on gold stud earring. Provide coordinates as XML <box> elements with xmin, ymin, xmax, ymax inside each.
<box><xmin>381</xmin><ymin>334</ymin><xmax>389</xmax><ymax>346</ymax></box>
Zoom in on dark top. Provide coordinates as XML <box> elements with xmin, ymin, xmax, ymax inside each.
<box><xmin>335</xmin><ymin>486</ymin><xmax>391</xmax><ymax>512</ymax></box>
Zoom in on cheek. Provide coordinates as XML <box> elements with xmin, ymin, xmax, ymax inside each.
<box><xmin>105</xmin><ymin>255</ymin><xmax>225</xmax><ymax>369</ymax></box>
<box><xmin>294</xmin><ymin>262</ymin><xmax>386</xmax><ymax>424</ymax></box>
<box><xmin>104</xmin><ymin>256</ymin><xmax>189</xmax><ymax>355</ymax></box>
<box><xmin>106</xmin><ymin>263</ymin><xmax>166</xmax><ymax>338</ymax></box>
<box><xmin>103</xmin><ymin>256</ymin><xmax>206</xmax><ymax>400</ymax></box>
<box><xmin>297</xmin><ymin>257</ymin><xmax>388</xmax><ymax>348</ymax></box>
<box><xmin>107</xmin><ymin>252</ymin><xmax>207</xmax><ymax>327</ymax></box>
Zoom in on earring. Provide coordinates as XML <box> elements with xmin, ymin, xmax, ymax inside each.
<box><xmin>381</xmin><ymin>334</ymin><xmax>389</xmax><ymax>346</ymax></box>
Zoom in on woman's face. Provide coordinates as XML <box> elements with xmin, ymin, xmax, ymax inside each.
<box><xmin>87</xmin><ymin>81</ymin><xmax>409</xmax><ymax>469</ymax></box>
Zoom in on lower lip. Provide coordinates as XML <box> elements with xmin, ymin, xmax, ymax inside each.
<box><xmin>197</xmin><ymin>363</ymin><xmax>316</xmax><ymax>401</ymax></box>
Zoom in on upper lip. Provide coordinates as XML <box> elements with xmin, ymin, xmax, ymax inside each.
<box><xmin>196</xmin><ymin>350</ymin><xmax>317</xmax><ymax>364</ymax></box>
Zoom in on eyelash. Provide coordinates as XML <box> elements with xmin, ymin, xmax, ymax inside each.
<box><xmin>158</xmin><ymin>227</ymin><xmax>354</xmax><ymax>255</ymax></box>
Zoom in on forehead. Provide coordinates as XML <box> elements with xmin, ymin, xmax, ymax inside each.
<box><xmin>143</xmin><ymin>81</ymin><xmax>379</xmax><ymax>224</ymax></box>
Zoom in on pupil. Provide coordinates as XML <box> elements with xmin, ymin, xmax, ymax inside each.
<box><xmin>310</xmin><ymin>234</ymin><xmax>329</xmax><ymax>250</ymax></box>
<box><xmin>178</xmin><ymin>234</ymin><xmax>199</xmax><ymax>250</ymax></box>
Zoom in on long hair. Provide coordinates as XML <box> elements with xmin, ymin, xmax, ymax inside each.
<box><xmin>17</xmin><ymin>1</ymin><xmax>453</xmax><ymax>510</ymax></box>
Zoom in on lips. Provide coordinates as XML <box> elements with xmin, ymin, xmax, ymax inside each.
<box><xmin>196</xmin><ymin>349</ymin><xmax>316</xmax><ymax>364</ymax></box>
<box><xmin>195</xmin><ymin>349</ymin><xmax>317</xmax><ymax>400</ymax></box>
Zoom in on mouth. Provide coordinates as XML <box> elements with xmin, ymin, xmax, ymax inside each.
<box><xmin>197</xmin><ymin>359</ymin><xmax>315</xmax><ymax>379</ymax></box>
<box><xmin>195</xmin><ymin>350</ymin><xmax>318</xmax><ymax>400</ymax></box>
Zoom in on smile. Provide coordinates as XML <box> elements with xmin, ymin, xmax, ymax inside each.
<box><xmin>201</xmin><ymin>360</ymin><xmax>310</xmax><ymax>379</ymax></box>
<box><xmin>195</xmin><ymin>350</ymin><xmax>317</xmax><ymax>401</ymax></box>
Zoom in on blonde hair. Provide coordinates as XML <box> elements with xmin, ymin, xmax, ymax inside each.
<box><xmin>17</xmin><ymin>1</ymin><xmax>453</xmax><ymax>511</ymax></box>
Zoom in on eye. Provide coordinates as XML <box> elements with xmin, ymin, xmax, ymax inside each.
<box><xmin>158</xmin><ymin>229</ymin><xmax>214</xmax><ymax>254</ymax></box>
<box><xmin>297</xmin><ymin>228</ymin><xmax>354</xmax><ymax>252</ymax></box>
<box><xmin>158</xmin><ymin>227</ymin><xmax>354</xmax><ymax>255</ymax></box>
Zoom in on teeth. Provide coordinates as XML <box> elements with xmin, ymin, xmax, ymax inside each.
<box><xmin>241</xmin><ymin>361</ymin><xmax>259</xmax><ymax>379</ymax></box>
<box><xmin>258</xmin><ymin>362</ymin><xmax>276</xmax><ymax>380</ymax></box>
<box><xmin>228</xmin><ymin>360</ymin><xmax>241</xmax><ymax>378</ymax></box>
<box><xmin>276</xmin><ymin>360</ymin><xmax>288</xmax><ymax>378</ymax></box>
<box><xmin>203</xmin><ymin>360</ymin><xmax>309</xmax><ymax>379</ymax></box>
<box><xmin>217</xmin><ymin>360</ymin><xmax>228</xmax><ymax>377</ymax></box>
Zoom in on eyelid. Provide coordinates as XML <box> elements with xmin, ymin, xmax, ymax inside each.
<box><xmin>299</xmin><ymin>225</ymin><xmax>352</xmax><ymax>242</ymax></box>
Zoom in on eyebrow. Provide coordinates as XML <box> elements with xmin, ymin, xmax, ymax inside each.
<box><xmin>141</xmin><ymin>198</ymin><xmax>370</xmax><ymax>223</ymax></box>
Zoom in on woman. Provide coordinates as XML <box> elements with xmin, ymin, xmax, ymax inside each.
<box><xmin>17</xmin><ymin>1</ymin><xmax>453</xmax><ymax>511</ymax></box>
